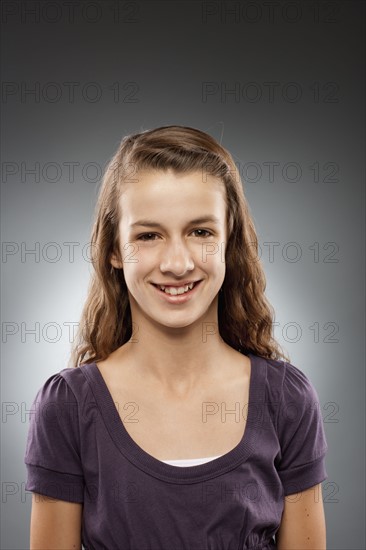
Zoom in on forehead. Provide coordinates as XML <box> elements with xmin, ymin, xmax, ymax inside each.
<box><xmin>120</xmin><ymin>169</ymin><xmax>226</xmax><ymax>226</ymax></box>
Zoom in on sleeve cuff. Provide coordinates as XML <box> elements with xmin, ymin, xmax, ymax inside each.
<box><xmin>278</xmin><ymin>453</ymin><xmax>328</xmax><ymax>496</ymax></box>
<box><xmin>25</xmin><ymin>463</ymin><xmax>84</xmax><ymax>503</ymax></box>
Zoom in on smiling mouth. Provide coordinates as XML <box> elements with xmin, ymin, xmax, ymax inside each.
<box><xmin>152</xmin><ymin>281</ymin><xmax>201</xmax><ymax>295</ymax></box>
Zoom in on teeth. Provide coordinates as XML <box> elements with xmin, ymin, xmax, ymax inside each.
<box><xmin>159</xmin><ymin>282</ymin><xmax>195</xmax><ymax>295</ymax></box>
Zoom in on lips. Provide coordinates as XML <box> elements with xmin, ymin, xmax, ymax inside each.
<box><xmin>152</xmin><ymin>280</ymin><xmax>201</xmax><ymax>288</ymax></box>
<box><xmin>152</xmin><ymin>281</ymin><xmax>200</xmax><ymax>292</ymax></box>
<box><xmin>150</xmin><ymin>279</ymin><xmax>204</xmax><ymax>304</ymax></box>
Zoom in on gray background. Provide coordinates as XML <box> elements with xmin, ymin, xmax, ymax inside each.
<box><xmin>1</xmin><ymin>0</ymin><xmax>365</xmax><ymax>548</ymax></box>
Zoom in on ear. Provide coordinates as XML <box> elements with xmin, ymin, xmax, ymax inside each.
<box><xmin>110</xmin><ymin>252</ymin><xmax>123</xmax><ymax>269</ymax></box>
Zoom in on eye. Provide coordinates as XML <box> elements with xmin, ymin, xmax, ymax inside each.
<box><xmin>136</xmin><ymin>229</ymin><xmax>213</xmax><ymax>241</ymax></box>
<box><xmin>192</xmin><ymin>229</ymin><xmax>213</xmax><ymax>238</ymax></box>
<box><xmin>137</xmin><ymin>233</ymin><xmax>159</xmax><ymax>241</ymax></box>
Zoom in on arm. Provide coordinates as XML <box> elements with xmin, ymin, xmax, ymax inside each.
<box><xmin>29</xmin><ymin>493</ymin><xmax>82</xmax><ymax>550</ymax></box>
<box><xmin>276</xmin><ymin>483</ymin><xmax>326</xmax><ymax>550</ymax></box>
<box><xmin>24</xmin><ymin>373</ymin><xmax>85</xmax><ymax>548</ymax></box>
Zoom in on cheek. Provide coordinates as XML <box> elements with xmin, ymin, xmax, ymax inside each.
<box><xmin>123</xmin><ymin>253</ymin><xmax>153</xmax><ymax>284</ymax></box>
<box><xmin>202</xmin><ymin>241</ymin><xmax>226</xmax><ymax>265</ymax></box>
<box><xmin>206</xmin><ymin>250</ymin><xmax>225</xmax><ymax>271</ymax></box>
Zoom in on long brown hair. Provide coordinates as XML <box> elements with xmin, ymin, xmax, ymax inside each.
<box><xmin>68</xmin><ymin>125</ymin><xmax>290</xmax><ymax>368</ymax></box>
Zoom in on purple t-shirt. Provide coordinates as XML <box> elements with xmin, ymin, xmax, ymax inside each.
<box><xmin>24</xmin><ymin>353</ymin><xmax>328</xmax><ymax>550</ymax></box>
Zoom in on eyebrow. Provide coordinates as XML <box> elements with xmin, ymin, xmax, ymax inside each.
<box><xmin>130</xmin><ymin>216</ymin><xmax>221</xmax><ymax>229</ymax></box>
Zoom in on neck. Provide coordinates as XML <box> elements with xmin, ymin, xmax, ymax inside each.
<box><xmin>120</xmin><ymin>328</ymin><xmax>235</xmax><ymax>396</ymax></box>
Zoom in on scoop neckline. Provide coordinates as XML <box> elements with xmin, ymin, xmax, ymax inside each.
<box><xmin>80</xmin><ymin>352</ymin><xmax>266</xmax><ymax>484</ymax></box>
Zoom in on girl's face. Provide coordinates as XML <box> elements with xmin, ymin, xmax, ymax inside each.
<box><xmin>111</xmin><ymin>169</ymin><xmax>227</xmax><ymax>329</ymax></box>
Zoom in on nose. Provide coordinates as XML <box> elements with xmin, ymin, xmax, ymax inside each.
<box><xmin>159</xmin><ymin>239</ymin><xmax>195</xmax><ymax>277</ymax></box>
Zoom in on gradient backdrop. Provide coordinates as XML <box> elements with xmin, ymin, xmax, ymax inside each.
<box><xmin>1</xmin><ymin>1</ymin><xmax>365</xmax><ymax>548</ymax></box>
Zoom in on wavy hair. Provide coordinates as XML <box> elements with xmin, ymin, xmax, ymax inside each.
<box><xmin>68</xmin><ymin>125</ymin><xmax>290</xmax><ymax>368</ymax></box>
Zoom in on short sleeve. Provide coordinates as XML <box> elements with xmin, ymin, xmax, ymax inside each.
<box><xmin>24</xmin><ymin>372</ymin><xmax>85</xmax><ymax>503</ymax></box>
<box><xmin>275</xmin><ymin>362</ymin><xmax>328</xmax><ymax>496</ymax></box>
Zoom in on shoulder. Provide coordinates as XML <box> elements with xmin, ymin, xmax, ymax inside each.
<box><xmin>58</xmin><ymin>364</ymin><xmax>91</xmax><ymax>394</ymax></box>
<box><xmin>261</xmin><ymin>356</ymin><xmax>320</xmax><ymax>403</ymax></box>
<box><xmin>258</xmin><ymin>358</ymin><xmax>329</xmax><ymax>495</ymax></box>
<box><xmin>259</xmin><ymin>355</ymin><xmax>328</xmax><ymax>451</ymax></box>
<box><xmin>256</xmin><ymin>356</ymin><xmax>324</xmax><ymax>431</ymax></box>
<box><xmin>24</xmin><ymin>368</ymin><xmax>88</xmax><ymax>499</ymax></box>
<box><xmin>31</xmin><ymin>364</ymin><xmax>94</xmax><ymax>413</ymax></box>
<box><xmin>25</xmin><ymin>365</ymin><xmax>96</xmax><ymax>460</ymax></box>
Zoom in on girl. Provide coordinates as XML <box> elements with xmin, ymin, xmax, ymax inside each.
<box><xmin>24</xmin><ymin>125</ymin><xmax>328</xmax><ymax>550</ymax></box>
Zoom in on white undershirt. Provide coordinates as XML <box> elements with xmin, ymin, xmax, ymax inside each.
<box><xmin>161</xmin><ymin>455</ymin><xmax>223</xmax><ymax>467</ymax></box>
